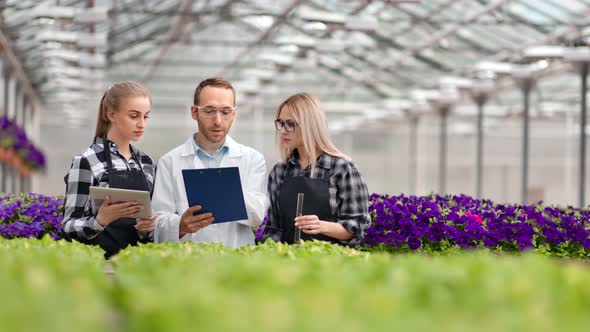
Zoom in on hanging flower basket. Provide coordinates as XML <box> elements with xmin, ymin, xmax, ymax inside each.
<box><xmin>0</xmin><ymin>115</ymin><xmax>45</xmax><ymax>175</ymax></box>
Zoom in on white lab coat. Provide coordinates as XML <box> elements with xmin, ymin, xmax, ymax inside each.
<box><xmin>152</xmin><ymin>135</ymin><xmax>268</xmax><ymax>247</ymax></box>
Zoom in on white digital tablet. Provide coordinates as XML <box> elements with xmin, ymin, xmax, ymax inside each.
<box><xmin>89</xmin><ymin>187</ymin><xmax>152</xmax><ymax>219</ymax></box>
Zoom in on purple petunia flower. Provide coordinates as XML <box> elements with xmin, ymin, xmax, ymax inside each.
<box><xmin>407</xmin><ymin>236</ymin><xmax>421</xmax><ymax>250</ymax></box>
<box><xmin>254</xmin><ymin>215</ymin><xmax>269</xmax><ymax>242</ymax></box>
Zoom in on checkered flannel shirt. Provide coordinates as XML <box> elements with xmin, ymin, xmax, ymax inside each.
<box><xmin>262</xmin><ymin>151</ymin><xmax>370</xmax><ymax>246</ymax></box>
<box><xmin>62</xmin><ymin>137</ymin><xmax>155</xmax><ymax>240</ymax></box>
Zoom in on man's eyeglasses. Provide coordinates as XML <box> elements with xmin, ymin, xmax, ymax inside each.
<box><xmin>194</xmin><ymin>106</ymin><xmax>235</xmax><ymax>118</ymax></box>
<box><xmin>274</xmin><ymin>119</ymin><xmax>298</xmax><ymax>132</ymax></box>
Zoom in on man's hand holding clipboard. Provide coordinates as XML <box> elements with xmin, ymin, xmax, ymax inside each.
<box><xmin>179</xmin><ymin>205</ymin><xmax>214</xmax><ymax>238</ymax></box>
<box><xmin>179</xmin><ymin>167</ymin><xmax>248</xmax><ymax>237</ymax></box>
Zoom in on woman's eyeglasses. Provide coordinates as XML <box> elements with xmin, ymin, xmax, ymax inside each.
<box><xmin>274</xmin><ymin>119</ymin><xmax>298</xmax><ymax>132</ymax></box>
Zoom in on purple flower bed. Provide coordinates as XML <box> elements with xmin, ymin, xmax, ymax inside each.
<box><xmin>0</xmin><ymin>193</ymin><xmax>63</xmax><ymax>239</ymax></box>
<box><xmin>5</xmin><ymin>191</ymin><xmax>590</xmax><ymax>258</ymax></box>
<box><xmin>366</xmin><ymin>194</ymin><xmax>590</xmax><ymax>257</ymax></box>
<box><xmin>255</xmin><ymin>193</ymin><xmax>590</xmax><ymax>257</ymax></box>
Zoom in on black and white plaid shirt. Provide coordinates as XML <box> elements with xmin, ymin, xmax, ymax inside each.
<box><xmin>263</xmin><ymin>151</ymin><xmax>370</xmax><ymax>246</ymax></box>
<box><xmin>62</xmin><ymin>137</ymin><xmax>155</xmax><ymax>240</ymax></box>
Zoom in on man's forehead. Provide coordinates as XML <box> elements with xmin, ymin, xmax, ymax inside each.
<box><xmin>200</xmin><ymin>86</ymin><xmax>233</xmax><ymax>96</ymax></box>
<box><xmin>198</xmin><ymin>86</ymin><xmax>235</xmax><ymax>104</ymax></box>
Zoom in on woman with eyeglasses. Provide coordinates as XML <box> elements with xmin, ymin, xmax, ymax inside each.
<box><xmin>259</xmin><ymin>93</ymin><xmax>371</xmax><ymax>246</ymax></box>
<box><xmin>62</xmin><ymin>82</ymin><xmax>157</xmax><ymax>258</ymax></box>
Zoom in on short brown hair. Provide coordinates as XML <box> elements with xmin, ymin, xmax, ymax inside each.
<box><xmin>193</xmin><ymin>77</ymin><xmax>235</xmax><ymax>106</ymax></box>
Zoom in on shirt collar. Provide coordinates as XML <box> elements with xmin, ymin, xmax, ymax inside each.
<box><xmin>94</xmin><ymin>136</ymin><xmax>139</xmax><ymax>156</ymax></box>
<box><xmin>181</xmin><ymin>133</ymin><xmax>242</xmax><ymax>157</ymax></box>
<box><xmin>316</xmin><ymin>153</ymin><xmax>332</xmax><ymax>170</ymax></box>
<box><xmin>192</xmin><ymin>133</ymin><xmax>229</xmax><ymax>157</ymax></box>
<box><xmin>287</xmin><ymin>149</ymin><xmax>331</xmax><ymax>170</ymax></box>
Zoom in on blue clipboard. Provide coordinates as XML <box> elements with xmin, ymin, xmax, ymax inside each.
<box><xmin>181</xmin><ymin>167</ymin><xmax>248</xmax><ymax>223</ymax></box>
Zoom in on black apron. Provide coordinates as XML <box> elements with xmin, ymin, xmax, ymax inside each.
<box><xmin>84</xmin><ymin>139</ymin><xmax>152</xmax><ymax>259</ymax></box>
<box><xmin>277</xmin><ymin>176</ymin><xmax>339</xmax><ymax>244</ymax></box>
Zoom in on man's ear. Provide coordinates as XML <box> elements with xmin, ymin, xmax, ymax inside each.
<box><xmin>191</xmin><ymin>106</ymin><xmax>198</xmax><ymax>120</ymax></box>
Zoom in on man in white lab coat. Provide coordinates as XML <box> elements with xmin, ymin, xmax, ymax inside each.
<box><xmin>151</xmin><ymin>77</ymin><xmax>268</xmax><ymax>247</ymax></box>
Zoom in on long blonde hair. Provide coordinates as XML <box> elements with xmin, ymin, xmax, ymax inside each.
<box><xmin>95</xmin><ymin>81</ymin><xmax>151</xmax><ymax>137</ymax></box>
<box><xmin>275</xmin><ymin>93</ymin><xmax>349</xmax><ymax>176</ymax></box>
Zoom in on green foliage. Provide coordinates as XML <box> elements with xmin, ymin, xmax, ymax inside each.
<box><xmin>111</xmin><ymin>240</ymin><xmax>590</xmax><ymax>332</ymax></box>
<box><xmin>0</xmin><ymin>237</ymin><xmax>111</xmax><ymax>332</ymax></box>
<box><xmin>4</xmin><ymin>238</ymin><xmax>590</xmax><ymax>332</ymax></box>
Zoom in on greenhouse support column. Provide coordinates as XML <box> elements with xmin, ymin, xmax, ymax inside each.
<box><xmin>11</xmin><ymin>164</ymin><xmax>17</xmax><ymax>194</ymax></box>
<box><xmin>439</xmin><ymin>106</ymin><xmax>450</xmax><ymax>195</ymax></box>
<box><xmin>578</xmin><ymin>63</ymin><xmax>589</xmax><ymax>208</ymax></box>
<box><xmin>519</xmin><ymin>78</ymin><xmax>535</xmax><ymax>205</ymax></box>
<box><xmin>7</xmin><ymin>75</ymin><xmax>15</xmax><ymax>118</ymax></box>
<box><xmin>409</xmin><ymin>115</ymin><xmax>419</xmax><ymax>194</ymax></box>
<box><xmin>254</xmin><ymin>98</ymin><xmax>264</xmax><ymax>156</ymax></box>
<box><xmin>0</xmin><ymin>61</ymin><xmax>4</xmax><ymax>116</ymax></box>
<box><xmin>19</xmin><ymin>174</ymin><xmax>25</xmax><ymax>193</ymax></box>
<box><xmin>16</xmin><ymin>84</ymin><xmax>23</xmax><ymax>126</ymax></box>
<box><xmin>1</xmin><ymin>162</ymin><xmax>5</xmax><ymax>193</ymax></box>
<box><xmin>0</xmin><ymin>63</ymin><xmax>5</xmax><ymax>193</ymax></box>
<box><xmin>565</xmin><ymin>106</ymin><xmax>574</xmax><ymax>203</ymax></box>
<box><xmin>30</xmin><ymin>102</ymin><xmax>40</xmax><ymax>193</ymax></box>
<box><xmin>474</xmin><ymin>94</ymin><xmax>487</xmax><ymax>199</ymax></box>
<box><xmin>23</xmin><ymin>100</ymin><xmax>30</xmax><ymax>193</ymax></box>
<box><xmin>16</xmin><ymin>84</ymin><xmax>23</xmax><ymax>193</ymax></box>
<box><xmin>6</xmin><ymin>75</ymin><xmax>15</xmax><ymax>193</ymax></box>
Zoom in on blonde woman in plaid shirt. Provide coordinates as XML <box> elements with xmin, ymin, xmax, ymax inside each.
<box><xmin>62</xmin><ymin>82</ymin><xmax>157</xmax><ymax>258</ymax></box>
<box><xmin>260</xmin><ymin>93</ymin><xmax>370</xmax><ymax>246</ymax></box>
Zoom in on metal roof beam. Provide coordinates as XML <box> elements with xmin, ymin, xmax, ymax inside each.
<box><xmin>0</xmin><ymin>29</ymin><xmax>42</xmax><ymax>111</ymax></box>
<box><xmin>108</xmin><ymin>0</ymin><xmax>177</xmax><ymax>39</ymax></box>
<box><xmin>474</xmin><ymin>0</ymin><xmax>551</xmax><ymax>35</ymax></box>
<box><xmin>142</xmin><ymin>0</ymin><xmax>195</xmax><ymax>83</ymax></box>
<box><xmin>365</xmin><ymin>30</ymin><xmax>451</xmax><ymax>72</ymax></box>
<box><xmin>224</xmin><ymin>0</ymin><xmax>396</xmax><ymax>99</ymax></box>
<box><xmin>220</xmin><ymin>0</ymin><xmax>304</xmax><ymax>76</ymax></box>
<box><xmin>318</xmin><ymin>63</ymin><xmax>389</xmax><ymax>99</ymax></box>
<box><xmin>490</xmin><ymin>9</ymin><xmax>590</xmax><ymax>62</ymax></box>
<box><xmin>306</xmin><ymin>0</ymin><xmax>452</xmax><ymax>72</ymax></box>
<box><xmin>108</xmin><ymin>2</ymin><xmax>234</xmax><ymax>64</ymax></box>
<box><xmin>394</xmin><ymin>5</ymin><xmax>496</xmax><ymax>55</ymax></box>
<box><xmin>406</xmin><ymin>0</ymin><xmax>511</xmax><ymax>55</ymax></box>
<box><xmin>278</xmin><ymin>20</ymin><xmax>420</xmax><ymax>85</ymax></box>
<box><xmin>511</xmin><ymin>0</ymin><xmax>570</xmax><ymax>24</ymax></box>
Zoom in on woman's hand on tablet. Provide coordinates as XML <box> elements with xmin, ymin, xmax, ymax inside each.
<box><xmin>96</xmin><ymin>195</ymin><xmax>143</xmax><ymax>227</ymax></box>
